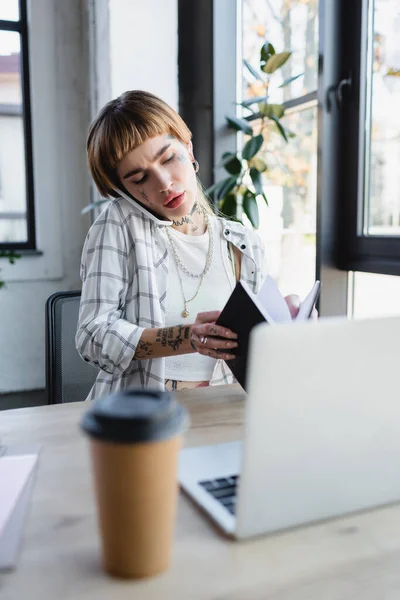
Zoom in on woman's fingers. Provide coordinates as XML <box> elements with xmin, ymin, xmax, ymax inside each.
<box><xmin>201</xmin><ymin>342</ymin><xmax>236</xmax><ymax>361</ymax></box>
<box><xmin>190</xmin><ymin>330</ymin><xmax>237</xmax><ymax>360</ymax></box>
<box><xmin>192</xmin><ymin>323</ymin><xmax>237</xmax><ymax>340</ymax></box>
<box><xmin>190</xmin><ymin>313</ymin><xmax>238</xmax><ymax>360</ymax></box>
<box><xmin>194</xmin><ymin>310</ymin><xmax>222</xmax><ymax>325</ymax></box>
<box><xmin>193</xmin><ymin>340</ymin><xmax>236</xmax><ymax>360</ymax></box>
<box><xmin>204</xmin><ymin>349</ymin><xmax>236</xmax><ymax>360</ymax></box>
<box><xmin>197</xmin><ymin>335</ymin><xmax>237</xmax><ymax>351</ymax></box>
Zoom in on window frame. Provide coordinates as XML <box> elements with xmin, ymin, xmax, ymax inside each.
<box><xmin>334</xmin><ymin>0</ymin><xmax>400</xmax><ymax>276</ymax></box>
<box><xmin>178</xmin><ymin>0</ymin><xmax>363</xmax><ymax>317</ymax></box>
<box><xmin>0</xmin><ymin>0</ymin><xmax>36</xmax><ymax>251</ymax></box>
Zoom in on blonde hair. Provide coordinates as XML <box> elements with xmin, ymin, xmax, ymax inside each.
<box><xmin>87</xmin><ymin>90</ymin><xmax>213</xmax><ymax>215</ymax></box>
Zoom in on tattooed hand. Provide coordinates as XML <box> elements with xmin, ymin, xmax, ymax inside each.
<box><xmin>190</xmin><ymin>310</ymin><xmax>238</xmax><ymax>360</ymax></box>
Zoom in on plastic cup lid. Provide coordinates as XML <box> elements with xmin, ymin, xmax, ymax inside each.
<box><xmin>80</xmin><ymin>388</ymin><xmax>189</xmax><ymax>444</ymax></box>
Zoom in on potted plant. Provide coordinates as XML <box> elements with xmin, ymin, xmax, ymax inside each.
<box><xmin>82</xmin><ymin>41</ymin><xmax>298</xmax><ymax>224</ymax></box>
<box><xmin>208</xmin><ymin>41</ymin><xmax>299</xmax><ymax>228</ymax></box>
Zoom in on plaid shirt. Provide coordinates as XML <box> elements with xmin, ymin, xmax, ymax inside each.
<box><xmin>76</xmin><ymin>197</ymin><xmax>267</xmax><ymax>400</ymax></box>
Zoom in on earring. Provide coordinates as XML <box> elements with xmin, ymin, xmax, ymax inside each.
<box><xmin>193</xmin><ymin>159</ymin><xmax>199</xmax><ymax>173</ymax></box>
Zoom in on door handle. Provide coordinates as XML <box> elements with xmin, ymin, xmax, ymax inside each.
<box><xmin>326</xmin><ymin>75</ymin><xmax>352</xmax><ymax>112</ymax></box>
<box><xmin>336</xmin><ymin>75</ymin><xmax>352</xmax><ymax>108</ymax></box>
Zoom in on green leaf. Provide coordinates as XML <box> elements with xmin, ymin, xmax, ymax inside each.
<box><xmin>242</xmin><ymin>190</ymin><xmax>259</xmax><ymax>228</ymax></box>
<box><xmin>249</xmin><ymin>167</ymin><xmax>264</xmax><ymax>196</ymax></box>
<box><xmin>241</xmin><ymin>95</ymin><xmax>269</xmax><ymax>107</ymax></box>
<box><xmin>206</xmin><ymin>177</ymin><xmax>233</xmax><ymax>201</ymax></box>
<box><xmin>262</xmin><ymin>51</ymin><xmax>291</xmax><ymax>74</ymax></box>
<box><xmin>269</xmin><ymin>115</ymin><xmax>289</xmax><ymax>142</ymax></box>
<box><xmin>81</xmin><ymin>199</ymin><xmax>109</xmax><ymax>215</ymax></box>
<box><xmin>258</xmin><ymin>103</ymin><xmax>285</xmax><ymax>119</ymax></box>
<box><xmin>243</xmin><ymin>59</ymin><xmax>263</xmax><ymax>81</ymax></box>
<box><xmin>249</xmin><ymin>167</ymin><xmax>268</xmax><ymax>204</ymax></box>
<box><xmin>238</xmin><ymin>103</ymin><xmax>256</xmax><ymax>115</ymax></box>
<box><xmin>278</xmin><ymin>72</ymin><xmax>304</xmax><ymax>88</ymax></box>
<box><xmin>250</xmin><ymin>157</ymin><xmax>268</xmax><ymax>172</ymax></box>
<box><xmin>226</xmin><ymin>116</ymin><xmax>253</xmax><ymax>136</ymax></box>
<box><xmin>221</xmin><ymin>152</ymin><xmax>243</xmax><ymax>175</ymax></box>
<box><xmin>260</xmin><ymin>42</ymin><xmax>276</xmax><ymax>64</ymax></box>
<box><xmin>216</xmin><ymin>175</ymin><xmax>239</xmax><ymax>200</ymax></box>
<box><xmin>242</xmin><ymin>134</ymin><xmax>263</xmax><ymax>161</ymax></box>
<box><xmin>219</xmin><ymin>193</ymin><xmax>237</xmax><ymax>218</ymax></box>
<box><xmin>0</xmin><ymin>250</ymin><xmax>21</xmax><ymax>261</ymax></box>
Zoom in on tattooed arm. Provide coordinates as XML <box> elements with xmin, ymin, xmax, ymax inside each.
<box><xmin>134</xmin><ymin>311</ymin><xmax>238</xmax><ymax>360</ymax></box>
<box><xmin>134</xmin><ymin>325</ymin><xmax>194</xmax><ymax>359</ymax></box>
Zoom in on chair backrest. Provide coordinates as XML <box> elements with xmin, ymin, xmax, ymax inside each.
<box><xmin>45</xmin><ymin>291</ymin><xmax>98</xmax><ymax>404</ymax></box>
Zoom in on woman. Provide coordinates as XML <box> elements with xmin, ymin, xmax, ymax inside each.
<box><xmin>76</xmin><ymin>90</ymin><xmax>289</xmax><ymax>400</ymax></box>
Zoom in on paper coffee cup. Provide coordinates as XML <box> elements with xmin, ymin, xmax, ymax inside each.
<box><xmin>81</xmin><ymin>389</ymin><xmax>188</xmax><ymax>579</ymax></box>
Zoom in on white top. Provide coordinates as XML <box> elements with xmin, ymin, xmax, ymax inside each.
<box><xmin>164</xmin><ymin>217</ymin><xmax>235</xmax><ymax>381</ymax></box>
<box><xmin>76</xmin><ymin>195</ymin><xmax>267</xmax><ymax>401</ymax></box>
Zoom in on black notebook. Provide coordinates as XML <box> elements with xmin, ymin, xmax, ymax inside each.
<box><xmin>216</xmin><ymin>276</ymin><xmax>320</xmax><ymax>390</ymax></box>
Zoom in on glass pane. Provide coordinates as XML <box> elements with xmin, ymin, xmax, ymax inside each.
<box><xmin>0</xmin><ymin>31</ymin><xmax>22</xmax><ymax>104</ymax></box>
<box><xmin>0</xmin><ymin>216</ymin><xmax>27</xmax><ymax>244</ymax></box>
<box><xmin>0</xmin><ymin>2</ymin><xmax>19</xmax><ymax>22</ymax></box>
<box><xmin>248</xmin><ymin>105</ymin><xmax>317</xmax><ymax>298</ymax></box>
<box><xmin>364</xmin><ymin>0</ymin><xmax>400</xmax><ymax>235</ymax></box>
<box><xmin>242</xmin><ymin>0</ymin><xmax>318</xmax><ymax>106</ymax></box>
<box><xmin>0</xmin><ymin>31</ymin><xmax>27</xmax><ymax>243</ymax></box>
<box><xmin>352</xmin><ymin>272</ymin><xmax>400</xmax><ymax>318</ymax></box>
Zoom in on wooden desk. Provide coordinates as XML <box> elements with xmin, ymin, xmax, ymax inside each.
<box><xmin>1</xmin><ymin>384</ymin><xmax>400</xmax><ymax>599</ymax></box>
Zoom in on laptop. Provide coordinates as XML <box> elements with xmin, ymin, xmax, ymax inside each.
<box><xmin>179</xmin><ymin>316</ymin><xmax>400</xmax><ymax>539</ymax></box>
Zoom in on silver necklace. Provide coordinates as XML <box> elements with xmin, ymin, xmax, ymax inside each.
<box><xmin>175</xmin><ymin>265</ymin><xmax>207</xmax><ymax>318</ymax></box>
<box><xmin>165</xmin><ymin>214</ymin><xmax>214</xmax><ymax>318</ymax></box>
<box><xmin>165</xmin><ymin>213</ymin><xmax>214</xmax><ymax>279</ymax></box>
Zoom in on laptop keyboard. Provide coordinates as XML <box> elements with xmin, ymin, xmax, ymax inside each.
<box><xmin>199</xmin><ymin>475</ymin><xmax>239</xmax><ymax>515</ymax></box>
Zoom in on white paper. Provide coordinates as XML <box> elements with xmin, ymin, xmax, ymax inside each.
<box><xmin>296</xmin><ymin>281</ymin><xmax>321</xmax><ymax>321</ymax></box>
<box><xmin>256</xmin><ymin>276</ymin><xmax>292</xmax><ymax>323</ymax></box>
<box><xmin>256</xmin><ymin>275</ymin><xmax>320</xmax><ymax>323</ymax></box>
<box><xmin>0</xmin><ymin>453</ymin><xmax>39</xmax><ymax>570</ymax></box>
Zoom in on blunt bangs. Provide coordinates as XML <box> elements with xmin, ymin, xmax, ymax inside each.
<box><xmin>87</xmin><ymin>91</ymin><xmax>192</xmax><ymax>198</ymax></box>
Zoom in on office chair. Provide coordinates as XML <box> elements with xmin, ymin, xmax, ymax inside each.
<box><xmin>45</xmin><ymin>291</ymin><xmax>98</xmax><ymax>404</ymax></box>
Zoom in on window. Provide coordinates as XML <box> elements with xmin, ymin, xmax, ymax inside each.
<box><xmin>178</xmin><ymin>0</ymin><xmax>400</xmax><ymax>316</ymax></box>
<box><xmin>0</xmin><ymin>0</ymin><xmax>35</xmax><ymax>250</ymax></box>
<box><xmin>242</xmin><ymin>0</ymin><xmax>318</xmax><ymax>297</ymax></box>
<box><xmin>351</xmin><ymin>271</ymin><xmax>400</xmax><ymax>318</ymax></box>
<box><xmin>337</xmin><ymin>0</ymin><xmax>400</xmax><ymax>275</ymax></box>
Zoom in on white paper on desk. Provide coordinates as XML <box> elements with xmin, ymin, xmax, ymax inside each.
<box><xmin>0</xmin><ymin>453</ymin><xmax>39</xmax><ymax>570</ymax></box>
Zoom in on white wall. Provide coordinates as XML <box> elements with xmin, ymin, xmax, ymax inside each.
<box><xmin>0</xmin><ymin>0</ymin><xmax>91</xmax><ymax>392</ymax></box>
<box><xmin>109</xmin><ymin>0</ymin><xmax>178</xmax><ymax>108</ymax></box>
<box><xmin>0</xmin><ymin>0</ymin><xmax>179</xmax><ymax>394</ymax></box>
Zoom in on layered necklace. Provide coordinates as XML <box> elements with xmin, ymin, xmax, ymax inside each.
<box><xmin>165</xmin><ymin>212</ymin><xmax>214</xmax><ymax>318</ymax></box>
